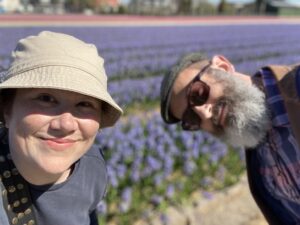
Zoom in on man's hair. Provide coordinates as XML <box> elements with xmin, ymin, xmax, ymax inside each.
<box><xmin>0</xmin><ymin>89</ymin><xmax>16</xmax><ymax>127</ymax></box>
<box><xmin>160</xmin><ymin>52</ymin><xmax>208</xmax><ymax>124</ymax></box>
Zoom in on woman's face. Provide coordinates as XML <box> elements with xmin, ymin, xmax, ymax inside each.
<box><xmin>4</xmin><ymin>88</ymin><xmax>101</xmax><ymax>185</ymax></box>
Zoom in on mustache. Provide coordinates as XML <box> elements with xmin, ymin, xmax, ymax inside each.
<box><xmin>211</xmin><ymin>97</ymin><xmax>229</xmax><ymax>134</ymax></box>
<box><xmin>211</xmin><ymin>96</ymin><xmax>239</xmax><ymax>136</ymax></box>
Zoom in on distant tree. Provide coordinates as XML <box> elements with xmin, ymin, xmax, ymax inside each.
<box><xmin>255</xmin><ymin>0</ymin><xmax>266</xmax><ymax>14</ymax></box>
<box><xmin>118</xmin><ymin>5</ymin><xmax>126</xmax><ymax>14</ymax></box>
<box><xmin>218</xmin><ymin>0</ymin><xmax>226</xmax><ymax>14</ymax></box>
<box><xmin>65</xmin><ymin>0</ymin><xmax>81</xmax><ymax>12</ymax></box>
<box><xmin>217</xmin><ymin>0</ymin><xmax>235</xmax><ymax>15</ymax></box>
<box><xmin>177</xmin><ymin>0</ymin><xmax>192</xmax><ymax>14</ymax></box>
<box><xmin>149</xmin><ymin>0</ymin><xmax>155</xmax><ymax>14</ymax></box>
<box><xmin>65</xmin><ymin>0</ymin><xmax>94</xmax><ymax>12</ymax></box>
<box><xmin>28</xmin><ymin>0</ymin><xmax>39</xmax><ymax>5</ymax></box>
<box><xmin>193</xmin><ymin>1</ymin><xmax>216</xmax><ymax>16</ymax></box>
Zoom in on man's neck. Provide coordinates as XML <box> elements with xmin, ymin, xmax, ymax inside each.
<box><xmin>250</xmin><ymin>75</ymin><xmax>265</xmax><ymax>92</ymax></box>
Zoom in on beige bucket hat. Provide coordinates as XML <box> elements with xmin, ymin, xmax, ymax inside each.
<box><xmin>0</xmin><ymin>31</ymin><xmax>122</xmax><ymax>128</ymax></box>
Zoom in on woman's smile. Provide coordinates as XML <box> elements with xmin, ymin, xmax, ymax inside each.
<box><xmin>41</xmin><ymin>137</ymin><xmax>77</xmax><ymax>151</ymax></box>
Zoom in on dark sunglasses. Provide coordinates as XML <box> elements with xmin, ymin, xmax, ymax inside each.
<box><xmin>181</xmin><ymin>63</ymin><xmax>211</xmax><ymax>131</ymax></box>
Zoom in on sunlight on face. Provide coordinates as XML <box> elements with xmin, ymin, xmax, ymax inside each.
<box><xmin>4</xmin><ymin>88</ymin><xmax>102</xmax><ymax>185</ymax></box>
<box><xmin>171</xmin><ymin>66</ymin><xmax>270</xmax><ymax>148</ymax></box>
<box><xmin>207</xmin><ymin>69</ymin><xmax>270</xmax><ymax>148</ymax></box>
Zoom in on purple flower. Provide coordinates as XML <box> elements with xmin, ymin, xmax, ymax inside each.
<box><xmin>96</xmin><ymin>201</ymin><xmax>107</xmax><ymax>214</ymax></box>
<box><xmin>202</xmin><ymin>191</ymin><xmax>214</xmax><ymax>200</ymax></box>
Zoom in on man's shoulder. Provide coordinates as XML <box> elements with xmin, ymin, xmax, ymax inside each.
<box><xmin>263</xmin><ymin>64</ymin><xmax>299</xmax><ymax>80</ymax></box>
<box><xmin>264</xmin><ymin>64</ymin><xmax>300</xmax><ymax>99</ymax></box>
<box><xmin>264</xmin><ymin>64</ymin><xmax>300</xmax><ymax>148</ymax></box>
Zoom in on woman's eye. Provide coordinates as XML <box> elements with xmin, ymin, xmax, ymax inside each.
<box><xmin>37</xmin><ymin>94</ymin><xmax>56</xmax><ymax>103</ymax></box>
<box><xmin>78</xmin><ymin>101</ymin><xmax>94</xmax><ymax>108</ymax></box>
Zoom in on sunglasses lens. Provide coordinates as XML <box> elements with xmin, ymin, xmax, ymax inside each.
<box><xmin>181</xmin><ymin>67</ymin><xmax>210</xmax><ymax>131</ymax></box>
<box><xmin>188</xmin><ymin>82</ymin><xmax>209</xmax><ymax>106</ymax></box>
<box><xmin>182</xmin><ymin>108</ymin><xmax>201</xmax><ymax>131</ymax></box>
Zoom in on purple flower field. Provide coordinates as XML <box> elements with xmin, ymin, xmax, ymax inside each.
<box><xmin>1</xmin><ymin>23</ymin><xmax>300</xmax><ymax>224</ymax></box>
<box><xmin>2</xmin><ymin>24</ymin><xmax>300</xmax><ymax>107</ymax></box>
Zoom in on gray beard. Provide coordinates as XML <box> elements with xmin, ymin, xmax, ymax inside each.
<box><xmin>210</xmin><ymin>70</ymin><xmax>270</xmax><ymax>149</ymax></box>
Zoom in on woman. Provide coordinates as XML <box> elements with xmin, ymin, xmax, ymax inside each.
<box><xmin>0</xmin><ymin>31</ymin><xmax>122</xmax><ymax>225</ymax></box>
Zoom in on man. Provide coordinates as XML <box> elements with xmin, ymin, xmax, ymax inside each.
<box><xmin>160</xmin><ymin>52</ymin><xmax>300</xmax><ymax>225</ymax></box>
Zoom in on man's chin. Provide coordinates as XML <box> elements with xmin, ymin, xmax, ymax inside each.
<box><xmin>221</xmin><ymin>135</ymin><xmax>261</xmax><ymax>149</ymax></box>
<box><xmin>218</xmin><ymin>126</ymin><xmax>268</xmax><ymax>149</ymax></box>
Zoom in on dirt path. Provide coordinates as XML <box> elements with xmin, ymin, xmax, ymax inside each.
<box><xmin>134</xmin><ymin>174</ymin><xmax>268</xmax><ymax>225</ymax></box>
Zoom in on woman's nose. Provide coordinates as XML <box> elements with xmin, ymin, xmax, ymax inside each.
<box><xmin>50</xmin><ymin>112</ymin><xmax>78</xmax><ymax>133</ymax></box>
<box><xmin>193</xmin><ymin>103</ymin><xmax>213</xmax><ymax>120</ymax></box>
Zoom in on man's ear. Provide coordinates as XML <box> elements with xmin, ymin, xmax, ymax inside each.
<box><xmin>211</xmin><ymin>55</ymin><xmax>235</xmax><ymax>73</ymax></box>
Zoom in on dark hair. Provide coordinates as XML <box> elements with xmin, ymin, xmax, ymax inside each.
<box><xmin>0</xmin><ymin>89</ymin><xmax>16</xmax><ymax>126</ymax></box>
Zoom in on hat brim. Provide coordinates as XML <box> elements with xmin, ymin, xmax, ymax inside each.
<box><xmin>0</xmin><ymin>66</ymin><xmax>123</xmax><ymax>128</ymax></box>
<box><xmin>160</xmin><ymin>69</ymin><xmax>181</xmax><ymax>124</ymax></box>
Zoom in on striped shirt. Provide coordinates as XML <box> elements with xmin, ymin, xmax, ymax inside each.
<box><xmin>246</xmin><ymin>67</ymin><xmax>300</xmax><ymax>225</ymax></box>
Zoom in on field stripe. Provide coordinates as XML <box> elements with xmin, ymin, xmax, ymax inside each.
<box><xmin>1</xmin><ymin>14</ymin><xmax>300</xmax><ymax>27</ymax></box>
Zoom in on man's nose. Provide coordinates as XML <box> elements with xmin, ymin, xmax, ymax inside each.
<box><xmin>193</xmin><ymin>103</ymin><xmax>213</xmax><ymax>120</ymax></box>
<box><xmin>50</xmin><ymin>112</ymin><xmax>78</xmax><ymax>133</ymax></box>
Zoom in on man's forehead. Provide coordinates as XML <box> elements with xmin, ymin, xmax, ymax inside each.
<box><xmin>169</xmin><ymin>64</ymin><xmax>201</xmax><ymax>119</ymax></box>
<box><xmin>188</xmin><ymin>60</ymin><xmax>210</xmax><ymax>71</ymax></box>
<box><xmin>172</xmin><ymin>68</ymin><xmax>194</xmax><ymax>95</ymax></box>
<box><xmin>174</xmin><ymin>60</ymin><xmax>209</xmax><ymax>90</ymax></box>
<box><xmin>169</xmin><ymin>59</ymin><xmax>210</xmax><ymax>119</ymax></box>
